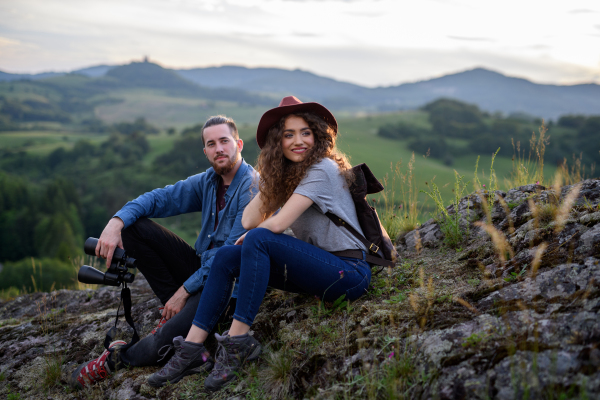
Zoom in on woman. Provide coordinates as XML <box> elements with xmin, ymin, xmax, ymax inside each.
<box><xmin>148</xmin><ymin>96</ymin><xmax>372</xmax><ymax>390</ymax></box>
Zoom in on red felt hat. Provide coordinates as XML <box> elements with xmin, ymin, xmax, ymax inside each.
<box><xmin>256</xmin><ymin>96</ymin><xmax>337</xmax><ymax>149</ymax></box>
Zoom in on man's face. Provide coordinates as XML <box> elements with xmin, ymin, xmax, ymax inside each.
<box><xmin>203</xmin><ymin>124</ymin><xmax>243</xmax><ymax>175</ymax></box>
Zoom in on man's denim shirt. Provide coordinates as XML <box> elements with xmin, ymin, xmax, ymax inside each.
<box><xmin>114</xmin><ymin>159</ymin><xmax>257</xmax><ymax>296</ymax></box>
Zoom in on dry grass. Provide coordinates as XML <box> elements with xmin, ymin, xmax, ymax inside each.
<box><xmin>506</xmin><ymin>123</ymin><xmax>549</xmax><ymax>188</ymax></box>
<box><xmin>381</xmin><ymin>154</ymin><xmax>424</xmax><ymax>240</ymax></box>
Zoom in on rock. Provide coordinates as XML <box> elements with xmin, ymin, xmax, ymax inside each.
<box><xmin>579</xmin><ymin>211</ymin><xmax>600</xmax><ymax>226</ymax></box>
<box><xmin>478</xmin><ymin>257</ymin><xmax>600</xmax><ymax>311</ymax></box>
<box><xmin>578</xmin><ymin>224</ymin><xmax>600</xmax><ymax>257</ymax></box>
<box><xmin>405</xmin><ymin>220</ymin><xmax>444</xmax><ymax>250</ymax></box>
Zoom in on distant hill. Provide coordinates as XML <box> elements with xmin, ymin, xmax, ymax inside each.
<box><xmin>1</xmin><ymin>63</ymin><xmax>599</xmax><ymax>119</ymax></box>
<box><xmin>0</xmin><ymin>70</ymin><xmax>64</xmax><ymax>81</ymax></box>
<box><xmin>177</xmin><ymin>66</ymin><xmax>365</xmax><ymax>107</ymax></box>
<box><xmin>74</xmin><ymin>65</ymin><xmax>115</xmax><ymax>78</ymax></box>
<box><xmin>106</xmin><ymin>62</ymin><xmax>197</xmax><ymax>91</ymax></box>
<box><xmin>176</xmin><ymin>66</ymin><xmax>600</xmax><ymax>118</ymax></box>
<box><xmin>368</xmin><ymin>68</ymin><xmax>600</xmax><ymax>119</ymax></box>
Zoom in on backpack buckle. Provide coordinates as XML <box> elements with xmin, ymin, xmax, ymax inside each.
<box><xmin>369</xmin><ymin>243</ymin><xmax>379</xmax><ymax>253</ymax></box>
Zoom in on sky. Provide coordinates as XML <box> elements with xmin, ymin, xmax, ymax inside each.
<box><xmin>0</xmin><ymin>0</ymin><xmax>599</xmax><ymax>87</ymax></box>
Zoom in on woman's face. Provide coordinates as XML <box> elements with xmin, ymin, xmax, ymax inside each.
<box><xmin>281</xmin><ymin>115</ymin><xmax>315</xmax><ymax>163</ymax></box>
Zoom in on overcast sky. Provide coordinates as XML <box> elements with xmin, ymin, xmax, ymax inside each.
<box><xmin>0</xmin><ymin>0</ymin><xmax>598</xmax><ymax>87</ymax></box>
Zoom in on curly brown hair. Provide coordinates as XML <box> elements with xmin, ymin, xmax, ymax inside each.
<box><xmin>255</xmin><ymin>112</ymin><xmax>353</xmax><ymax>215</ymax></box>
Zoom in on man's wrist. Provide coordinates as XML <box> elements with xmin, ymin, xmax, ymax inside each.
<box><xmin>182</xmin><ymin>285</ymin><xmax>192</xmax><ymax>296</ymax></box>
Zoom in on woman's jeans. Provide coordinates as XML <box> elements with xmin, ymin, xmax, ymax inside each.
<box><xmin>192</xmin><ymin>228</ymin><xmax>371</xmax><ymax>333</ymax></box>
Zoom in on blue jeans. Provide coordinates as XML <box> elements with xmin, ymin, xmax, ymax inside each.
<box><xmin>192</xmin><ymin>228</ymin><xmax>371</xmax><ymax>332</ymax></box>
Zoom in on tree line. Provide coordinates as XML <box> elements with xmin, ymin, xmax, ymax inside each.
<box><xmin>378</xmin><ymin>98</ymin><xmax>600</xmax><ymax>166</ymax></box>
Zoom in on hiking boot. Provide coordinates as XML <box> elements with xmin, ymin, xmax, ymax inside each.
<box><xmin>147</xmin><ymin>336</ymin><xmax>213</xmax><ymax>388</ymax></box>
<box><xmin>204</xmin><ymin>330</ymin><xmax>262</xmax><ymax>391</ymax></box>
<box><xmin>71</xmin><ymin>340</ymin><xmax>127</xmax><ymax>389</ymax></box>
<box><xmin>151</xmin><ymin>307</ymin><xmax>167</xmax><ymax>335</ymax></box>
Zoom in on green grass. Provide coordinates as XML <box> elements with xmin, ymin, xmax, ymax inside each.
<box><xmin>144</xmin><ymin>133</ymin><xmax>176</xmax><ymax>165</ymax></box>
<box><xmin>0</xmin><ymin>80</ymin><xmax>63</xmax><ymax>102</ymax></box>
<box><xmin>94</xmin><ymin>89</ymin><xmax>269</xmax><ymax>128</ymax></box>
<box><xmin>0</xmin><ymin>131</ymin><xmax>107</xmax><ymax>156</ymax></box>
<box><xmin>335</xmin><ymin>112</ymin><xmax>510</xmax><ymax>203</ymax></box>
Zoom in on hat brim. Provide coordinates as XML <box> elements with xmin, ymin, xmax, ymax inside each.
<box><xmin>256</xmin><ymin>102</ymin><xmax>337</xmax><ymax>149</ymax></box>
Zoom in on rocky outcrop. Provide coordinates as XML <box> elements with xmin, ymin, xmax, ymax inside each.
<box><xmin>1</xmin><ymin>180</ymin><xmax>600</xmax><ymax>399</ymax></box>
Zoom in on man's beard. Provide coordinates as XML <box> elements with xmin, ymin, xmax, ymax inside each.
<box><xmin>211</xmin><ymin>151</ymin><xmax>239</xmax><ymax>175</ymax></box>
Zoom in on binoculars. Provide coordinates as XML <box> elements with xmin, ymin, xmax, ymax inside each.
<box><xmin>78</xmin><ymin>237</ymin><xmax>136</xmax><ymax>287</ymax></box>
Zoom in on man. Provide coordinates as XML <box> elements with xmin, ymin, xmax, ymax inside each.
<box><xmin>71</xmin><ymin>115</ymin><xmax>257</xmax><ymax>389</ymax></box>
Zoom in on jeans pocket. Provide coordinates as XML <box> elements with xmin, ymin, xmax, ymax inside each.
<box><xmin>338</xmin><ymin>256</ymin><xmax>360</xmax><ymax>268</ymax></box>
<box><xmin>345</xmin><ymin>273</ymin><xmax>370</xmax><ymax>301</ymax></box>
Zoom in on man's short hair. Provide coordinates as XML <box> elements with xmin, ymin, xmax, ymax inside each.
<box><xmin>201</xmin><ymin>116</ymin><xmax>239</xmax><ymax>145</ymax></box>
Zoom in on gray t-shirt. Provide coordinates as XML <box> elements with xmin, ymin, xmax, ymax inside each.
<box><xmin>290</xmin><ymin>158</ymin><xmax>367</xmax><ymax>253</ymax></box>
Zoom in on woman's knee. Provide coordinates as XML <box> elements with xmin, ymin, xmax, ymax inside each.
<box><xmin>213</xmin><ymin>245</ymin><xmax>242</xmax><ymax>271</ymax></box>
<box><xmin>244</xmin><ymin>227</ymin><xmax>274</xmax><ymax>248</ymax></box>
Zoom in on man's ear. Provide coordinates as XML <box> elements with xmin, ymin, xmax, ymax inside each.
<box><xmin>203</xmin><ymin>148</ymin><xmax>207</xmax><ymax>157</ymax></box>
<box><xmin>237</xmin><ymin>139</ymin><xmax>244</xmax><ymax>153</ymax></box>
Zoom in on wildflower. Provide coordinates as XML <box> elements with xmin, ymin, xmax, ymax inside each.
<box><xmin>536</xmin><ymin>181</ymin><xmax>540</xmax><ymax>185</ymax></box>
<box><xmin>398</xmin><ymin>204</ymin><xmax>403</xmax><ymax>209</ymax></box>
<box><xmin>483</xmin><ymin>184</ymin><xmax>486</xmax><ymax>187</ymax></box>
<box><xmin>388</xmin><ymin>352</ymin><xmax>395</xmax><ymax>359</ymax></box>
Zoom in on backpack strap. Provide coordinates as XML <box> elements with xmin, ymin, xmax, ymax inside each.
<box><xmin>326</xmin><ymin>212</ymin><xmax>395</xmax><ymax>269</ymax></box>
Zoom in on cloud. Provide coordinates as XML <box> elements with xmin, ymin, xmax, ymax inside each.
<box><xmin>527</xmin><ymin>44</ymin><xmax>551</xmax><ymax>50</ymax></box>
<box><xmin>342</xmin><ymin>11</ymin><xmax>384</xmax><ymax>17</ymax></box>
<box><xmin>568</xmin><ymin>9</ymin><xmax>597</xmax><ymax>14</ymax></box>
<box><xmin>281</xmin><ymin>0</ymin><xmax>378</xmax><ymax>2</ymax></box>
<box><xmin>0</xmin><ymin>37</ymin><xmax>22</xmax><ymax>47</ymax></box>
<box><xmin>292</xmin><ymin>32</ymin><xmax>320</xmax><ymax>37</ymax></box>
<box><xmin>448</xmin><ymin>36</ymin><xmax>494</xmax><ymax>42</ymax></box>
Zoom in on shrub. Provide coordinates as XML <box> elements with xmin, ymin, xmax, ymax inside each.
<box><xmin>0</xmin><ymin>257</ymin><xmax>77</xmax><ymax>292</ymax></box>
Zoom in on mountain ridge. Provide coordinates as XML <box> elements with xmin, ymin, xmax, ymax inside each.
<box><xmin>1</xmin><ymin>63</ymin><xmax>598</xmax><ymax>119</ymax></box>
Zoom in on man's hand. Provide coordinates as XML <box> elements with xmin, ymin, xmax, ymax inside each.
<box><xmin>162</xmin><ymin>286</ymin><xmax>190</xmax><ymax>321</ymax></box>
<box><xmin>96</xmin><ymin>217</ymin><xmax>125</xmax><ymax>268</ymax></box>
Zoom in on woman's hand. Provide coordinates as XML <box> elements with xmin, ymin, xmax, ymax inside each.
<box><xmin>235</xmin><ymin>232</ymin><xmax>248</xmax><ymax>245</ymax></box>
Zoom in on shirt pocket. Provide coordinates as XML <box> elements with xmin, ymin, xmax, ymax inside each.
<box><xmin>218</xmin><ymin>208</ymin><xmax>237</xmax><ymax>237</ymax></box>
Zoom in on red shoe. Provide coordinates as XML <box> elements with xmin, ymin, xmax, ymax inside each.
<box><xmin>71</xmin><ymin>340</ymin><xmax>127</xmax><ymax>389</ymax></box>
<box><xmin>151</xmin><ymin>307</ymin><xmax>167</xmax><ymax>335</ymax></box>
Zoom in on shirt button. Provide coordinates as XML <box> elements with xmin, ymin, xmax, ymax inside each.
<box><xmin>208</xmin><ymin>235</ymin><xmax>211</xmax><ymax>238</ymax></box>
<box><xmin>212</xmin><ymin>213</ymin><xmax>214</xmax><ymax>216</ymax></box>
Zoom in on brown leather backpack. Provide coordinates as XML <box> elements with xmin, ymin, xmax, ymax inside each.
<box><xmin>327</xmin><ymin>163</ymin><xmax>398</xmax><ymax>270</ymax></box>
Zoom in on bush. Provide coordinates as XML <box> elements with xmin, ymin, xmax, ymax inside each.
<box><xmin>0</xmin><ymin>257</ymin><xmax>77</xmax><ymax>292</ymax></box>
<box><xmin>409</xmin><ymin>136</ymin><xmax>448</xmax><ymax>159</ymax></box>
<box><xmin>558</xmin><ymin>114</ymin><xmax>587</xmax><ymax>129</ymax></box>
<box><xmin>422</xmin><ymin>98</ymin><xmax>486</xmax><ymax>139</ymax></box>
<box><xmin>577</xmin><ymin>116</ymin><xmax>600</xmax><ymax>164</ymax></box>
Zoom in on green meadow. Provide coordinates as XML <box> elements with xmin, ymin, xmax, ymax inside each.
<box><xmin>0</xmin><ymin>108</ymin><xmax>551</xmax><ymax>213</ymax></box>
